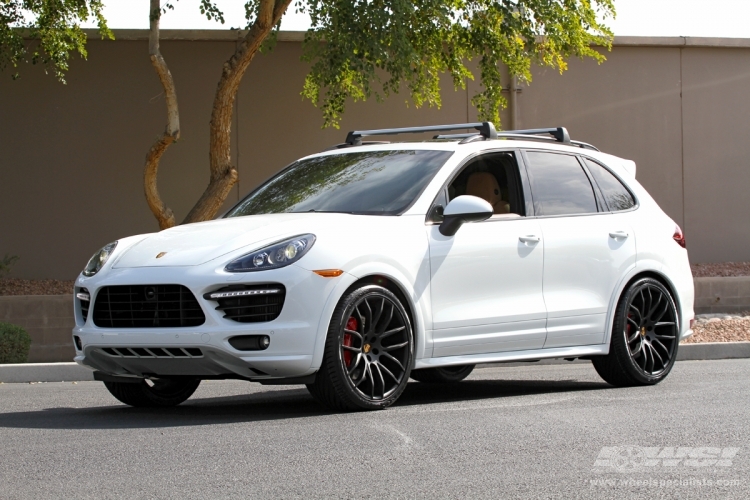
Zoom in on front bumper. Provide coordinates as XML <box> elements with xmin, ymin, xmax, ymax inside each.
<box><xmin>72</xmin><ymin>263</ymin><xmax>352</xmax><ymax>380</ymax></box>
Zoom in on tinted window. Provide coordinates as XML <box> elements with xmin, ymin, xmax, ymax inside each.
<box><xmin>226</xmin><ymin>150</ymin><xmax>453</xmax><ymax>217</ymax></box>
<box><xmin>525</xmin><ymin>152</ymin><xmax>597</xmax><ymax>216</ymax></box>
<box><xmin>583</xmin><ymin>158</ymin><xmax>636</xmax><ymax>211</ymax></box>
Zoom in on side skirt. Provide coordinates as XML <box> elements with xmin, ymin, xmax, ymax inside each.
<box><xmin>414</xmin><ymin>344</ymin><xmax>609</xmax><ymax>370</ymax></box>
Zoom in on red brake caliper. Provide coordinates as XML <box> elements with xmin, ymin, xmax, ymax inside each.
<box><xmin>626</xmin><ymin>312</ymin><xmax>633</xmax><ymax>337</ymax></box>
<box><xmin>343</xmin><ymin>316</ymin><xmax>358</xmax><ymax>367</ymax></box>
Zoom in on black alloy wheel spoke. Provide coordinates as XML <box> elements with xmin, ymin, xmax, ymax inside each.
<box><xmin>379</xmin><ymin>363</ymin><xmax>400</xmax><ymax>384</ymax></box>
<box><xmin>379</xmin><ymin>303</ymin><xmax>395</xmax><ymax>334</ymax></box>
<box><xmin>374</xmin><ymin>364</ymin><xmax>386</xmax><ymax>398</ymax></box>
<box><xmin>382</xmin><ymin>341</ymin><xmax>408</xmax><ymax>352</ymax></box>
<box><xmin>348</xmin><ymin>353</ymin><xmax>364</xmax><ymax>375</ymax></box>
<box><xmin>631</xmin><ymin>340</ymin><xmax>643</xmax><ymax>359</ymax></box>
<box><xmin>381</xmin><ymin>351</ymin><xmax>405</xmax><ymax>371</ymax></box>
<box><xmin>653</xmin><ymin>298</ymin><xmax>670</xmax><ymax>323</ymax></box>
<box><xmin>340</xmin><ymin>294</ymin><xmax>410</xmax><ymax>401</ymax></box>
<box><xmin>629</xmin><ymin>304</ymin><xmax>642</xmax><ymax>322</ymax></box>
<box><xmin>380</xmin><ymin>326</ymin><xmax>405</xmax><ymax>340</ymax></box>
<box><xmin>344</xmin><ymin>328</ymin><xmax>363</xmax><ymax>340</ymax></box>
<box><xmin>654</xmin><ymin>332</ymin><xmax>676</xmax><ymax>339</ymax></box>
<box><xmin>624</xmin><ymin>284</ymin><xmax>678</xmax><ymax>376</ymax></box>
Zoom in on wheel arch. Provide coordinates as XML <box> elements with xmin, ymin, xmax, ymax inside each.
<box><xmin>603</xmin><ymin>266</ymin><xmax>682</xmax><ymax>348</ymax></box>
<box><xmin>343</xmin><ymin>275</ymin><xmax>418</xmax><ymax>333</ymax></box>
<box><xmin>310</xmin><ymin>269</ymin><xmax>428</xmax><ymax>372</ymax></box>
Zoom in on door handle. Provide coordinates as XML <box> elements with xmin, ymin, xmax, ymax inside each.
<box><xmin>519</xmin><ymin>235</ymin><xmax>541</xmax><ymax>245</ymax></box>
<box><xmin>609</xmin><ymin>231</ymin><xmax>629</xmax><ymax>239</ymax></box>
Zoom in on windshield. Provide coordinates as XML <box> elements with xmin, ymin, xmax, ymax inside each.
<box><xmin>226</xmin><ymin>150</ymin><xmax>453</xmax><ymax>217</ymax></box>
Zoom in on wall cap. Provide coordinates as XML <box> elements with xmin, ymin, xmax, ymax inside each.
<box><xmin>64</xmin><ymin>30</ymin><xmax>750</xmax><ymax>49</ymax></box>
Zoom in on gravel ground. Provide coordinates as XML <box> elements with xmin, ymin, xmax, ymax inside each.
<box><xmin>684</xmin><ymin>313</ymin><xmax>750</xmax><ymax>344</ymax></box>
<box><xmin>0</xmin><ymin>278</ymin><xmax>75</xmax><ymax>296</ymax></box>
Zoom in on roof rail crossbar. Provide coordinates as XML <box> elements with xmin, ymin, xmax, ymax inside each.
<box><xmin>433</xmin><ymin>133</ymin><xmax>477</xmax><ymax>140</ymax></box>
<box><xmin>505</xmin><ymin>127</ymin><xmax>571</xmax><ymax>143</ymax></box>
<box><xmin>345</xmin><ymin>122</ymin><xmax>497</xmax><ymax>145</ymax></box>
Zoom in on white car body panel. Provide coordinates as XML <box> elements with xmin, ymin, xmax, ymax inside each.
<box><xmin>427</xmin><ymin>218</ymin><xmax>547</xmax><ymax>356</ymax></box>
<box><xmin>539</xmin><ymin>211</ymin><xmax>637</xmax><ymax>348</ymax></box>
<box><xmin>72</xmin><ymin>138</ymin><xmax>694</xmax><ymax>382</ymax></box>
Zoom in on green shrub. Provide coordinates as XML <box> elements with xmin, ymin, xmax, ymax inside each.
<box><xmin>0</xmin><ymin>254</ymin><xmax>19</xmax><ymax>276</ymax></box>
<box><xmin>0</xmin><ymin>322</ymin><xmax>31</xmax><ymax>364</ymax></box>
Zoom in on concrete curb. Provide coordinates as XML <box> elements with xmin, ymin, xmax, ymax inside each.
<box><xmin>0</xmin><ymin>362</ymin><xmax>94</xmax><ymax>383</ymax></box>
<box><xmin>1</xmin><ymin>343</ymin><xmax>748</xmax><ymax>383</ymax></box>
<box><xmin>676</xmin><ymin>341</ymin><xmax>750</xmax><ymax>361</ymax></box>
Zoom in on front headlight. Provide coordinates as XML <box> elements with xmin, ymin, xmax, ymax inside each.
<box><xmin>82</xmin><ymin>241</ymin><xmax>118</xmax><ymax>277</ymax></box>
<box><xmin>226</xmin><ymin>234</ymin><xmax>316</xmax><ymax>272</ymax></box>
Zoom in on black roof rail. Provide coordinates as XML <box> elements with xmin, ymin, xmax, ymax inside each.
<box><xmin>339</xmin><ymin>123</ymin><xmax>600</xmax><ymax>151</ymax></box>
<box><xmin>434</xmin><ymin>126</ymin><xmax>570</xmax><ymax>143</ymax></box>
<box><xmin>503</xmin><ymin>127</ymin><xmax>570</xmax><ymax>143</ymax></box>
<box><xmin>324</xmin><ymin>141</ymin><xmax>391</xmax><ymax>151</ymax></box>
<box><xmin>345</xmin><ymin>122</ymin><xmax>497</xmax><ymax>145</ymax></box>
<box><xmin>570</xmin><ymin>140</ymin><xmax>600</xmax><ymax>152</ymax></box>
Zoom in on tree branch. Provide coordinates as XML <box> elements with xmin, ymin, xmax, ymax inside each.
<box><xmin>144</xmin><ymin>0</ymin><xmax>179</xmax><ymax>230</ymax></box>
<box><xmin>182</xmin><ymin>0</ymin><xmax>292</xmax><ymax>224</ymax></box>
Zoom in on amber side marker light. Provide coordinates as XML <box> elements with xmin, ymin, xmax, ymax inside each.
<box><xmin>314</xmin><ymin>269</ymin><xmax>344</xmax><ymax>278</ymax></box>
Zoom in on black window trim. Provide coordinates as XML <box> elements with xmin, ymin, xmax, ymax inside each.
<box><xmin>578</xmin><ymin>155</ymin><xmax>640</xmax><ymax>214</ymax></box>
<box><xmin>519</xmin><ymin>148</ymin><xmax>605</xmax><ymax>220</ymax></box>
<box><xmin>424</xmin><ymin>148</ymin><xmax>531</xmax><ymax>225</ymax></box>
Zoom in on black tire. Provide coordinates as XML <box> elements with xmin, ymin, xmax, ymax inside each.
<box><xmin>103</xmin><ymin>378</ymin><xmax>201</xmax><ymax>407</ymax></box>
<box><xmin>410</xmin><ymin>365</ymin><xmax>475</xmax><ymax>383</ymax></box>
<box><xmin>307</xmin><ymin>285</ymin><xmax>414</xmax><ymax>411</ymax></box>
<box><xmin>592</xmin><ymin>277</ymin><xmax>680</xmax><ymax>387</ymax></box>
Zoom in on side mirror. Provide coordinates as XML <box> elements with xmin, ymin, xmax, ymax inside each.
<box><xmin>439</xmin><ymin>195</ymin><xmax>493</xmax><ymax>236</ymax></box>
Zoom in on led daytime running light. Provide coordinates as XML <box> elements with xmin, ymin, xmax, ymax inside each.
<box><xmin>207</xmin><ymin>289</ymin><xmax>281</xmax><ymax>300</ymax></box>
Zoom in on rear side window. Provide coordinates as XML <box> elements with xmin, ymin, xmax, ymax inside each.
<box><xmin>525</xmin><ymin>152</ymin><xmax>598</xmax><ymax>216</ymax></box>
<box><xmin>583</xmin><ymin>158</ymin><xmax>636</xmax><ymax>212</ymax></box>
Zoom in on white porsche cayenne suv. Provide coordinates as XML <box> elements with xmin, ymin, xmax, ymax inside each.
<box><xmin>72</xmin><ymin>122</ymin><xmax>694</xmax><ymax>411</ymax></box>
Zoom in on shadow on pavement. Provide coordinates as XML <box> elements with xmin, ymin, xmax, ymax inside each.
<box><xmin>0</xmin><ymin>377</ymin><xmax>609</xmax><ymax>430</ymax></box>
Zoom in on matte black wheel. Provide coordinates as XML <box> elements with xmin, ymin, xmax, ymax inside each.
<box><xmin>103</xmin><ymin>378</ymin><xmax>200</xmax><ymax>407</ymax></box>
<box><xmin>410</xmin><ymin>364</ymin><xmax>475</xmax><ymax>383</ymax></box>
<box><xmin>307</xmin><ymin>285</ymin><xmax>414</xmax><ymax>411</ymax></box>
<box><xmin>592</xmin><ymin>277</ymin><xmax>679</xmax><ymax>386</ymax></box>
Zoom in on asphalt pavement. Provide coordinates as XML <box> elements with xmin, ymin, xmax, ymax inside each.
<box><xmin>0</xmin><ymin>359</ymin><xmax>748</xmax><ymax>499</ymax></box>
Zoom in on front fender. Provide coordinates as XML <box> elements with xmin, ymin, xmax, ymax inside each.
<box><xmin>309</xmin><ymin>263</ymin><xmax>430</xmax><ymax>371</ymax></box>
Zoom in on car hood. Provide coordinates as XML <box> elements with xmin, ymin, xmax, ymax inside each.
<box><xmin>112</xmin><ymin>213</ymin><xmax>312</xmax><ymax>268</ymax></box>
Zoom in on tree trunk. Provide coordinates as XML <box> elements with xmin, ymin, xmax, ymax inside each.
<box><xmin>182</xmin><ymin>0</ymin><xmax>292</xmax><ymax>224</ymax></box>
<box><xmin>143</xmin><ymin>0</ymin><xmax>179</xmax><ymax>230</ymax></box>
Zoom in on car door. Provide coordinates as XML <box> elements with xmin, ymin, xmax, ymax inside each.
<box><xmin>427</xmin><ymin>151</ymin><xmax>547</xmax><ymax>357</ymax></box>
<box><xmin>522</xmin><ymin>150</ymin><xmax>637</xmax><ymax>348</ymax></box>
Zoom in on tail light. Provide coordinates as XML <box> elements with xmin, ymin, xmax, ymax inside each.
<box><xmin>673</xmin><ymin>225</ymin><xmax>686</xmax><ymax>248</ymax></box>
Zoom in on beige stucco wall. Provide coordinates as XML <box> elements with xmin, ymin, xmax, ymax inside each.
<box><xmin>1</xmin><ymin>33</ymin><xmax>749</xmax><ymax>279</ymax></box>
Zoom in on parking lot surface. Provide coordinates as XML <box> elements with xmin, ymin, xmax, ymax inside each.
<box><xmin>1</xmin><ymin>359</ymin><xmax>748</xmax><ymax>499</ymax></box>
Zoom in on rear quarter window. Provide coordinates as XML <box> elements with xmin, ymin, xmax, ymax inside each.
<box><xmin>583</xmin><ymin>158</ymin><xmax>636</xmax><ymax>212</ymax></box>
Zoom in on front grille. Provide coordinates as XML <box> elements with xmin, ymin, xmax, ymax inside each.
<box><xmin>99</xmin><ymin>346</ymin><xmax>204</xmax><ymax>358</ymax></box>
<box><xmin>78</xmin><ymin>288</ymin><xmax>90</xmax><ymax>322</ymax></box>
<box><xmin>204</xmin><ymin>284</ymin><xmax>285</xmax><ymax>323</ymax></box>
<box><xmin>93</xmin><ymin>285</ymin><xmax>205</xmax><ymax>328</ymax></box>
